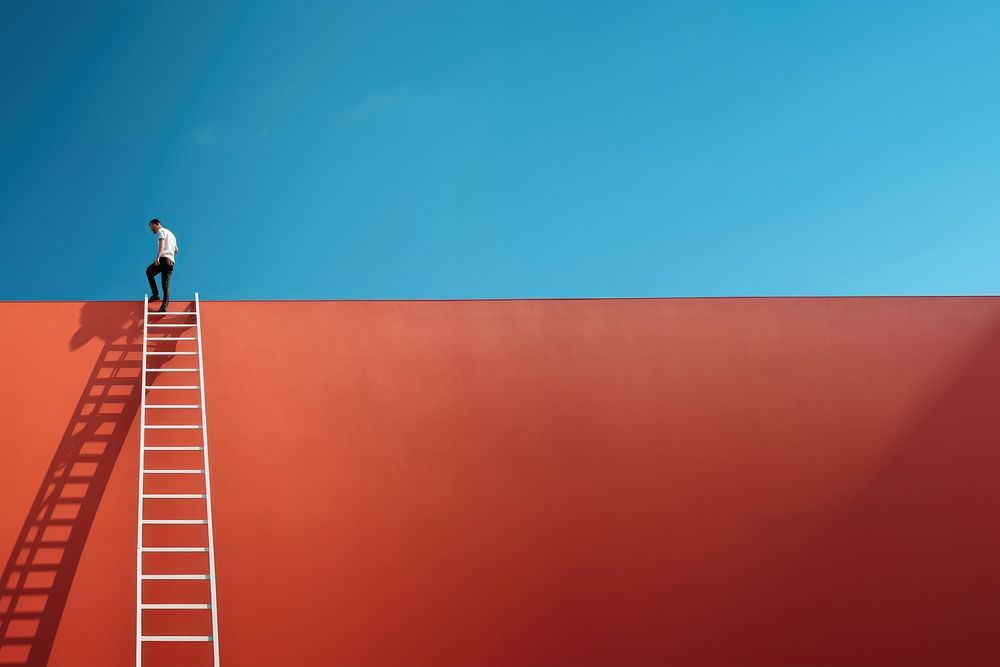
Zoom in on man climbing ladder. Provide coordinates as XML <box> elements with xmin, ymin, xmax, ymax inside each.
<box><xmin>145</xmin><ymin>218</ymin><xmax>179</xmax><ymax>312</ymax></box>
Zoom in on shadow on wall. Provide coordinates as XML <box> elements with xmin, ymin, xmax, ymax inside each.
<box><xmin>0</xmin><ymin>302</ymin><xmax>184</xmax><ymax>666</ymax></box>
<box><xmin>703</xmin><ymin>324</ymin><xmax>1000</xmax><ymax>666</ymax></box>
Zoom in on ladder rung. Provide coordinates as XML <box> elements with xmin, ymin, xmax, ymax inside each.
<box><xmin>146</xmin><ymin>368</ymin><xmax>200</xmax><ymax>372</ymax></box>
<box><xmin>142</xmin><ymin>469</ymin><xmax>204</xmax><ymax>474</ymax></box>
<box><xmin>146</xmin><ymin>351</ymin><xmax>198</xmax><ymax>356</ymax></box>
<box><xmin>141</xmin><ymin>574</ymin><xmax>210</xmax><ymax>580</ymax></box>
<box><xmin>146</xmin><ymin>405</ymin><xmax>200</xmax><ymax>409</ymax></box>
<box><xmin>147</xmin><ymin>324</ymin><xmax>195</xmax><ymax>328</ymax></box>
<box><xmin>143</xmin><ymin>446</ymin><xmax>203</xmax><ymax>451</ymax></box>
<box><xmin>141</xmin><ymin>519</ymin><xmax>208</xmax><ymax>525</ymax></box>
<box><xmin>63</xmin><ymin>454</ymin><xmax>105</xmax><ymax>462</ymax></box>
<box><xmin>141</xmin><ymin>603</ymin><xmax>212</xmax><ymax>610</ymax></box>
<box><xmin>93</xmin><ymin>377</ymin><xmax>140</xmax><ymax>385</ymax></box>
<box><xmin>148</xmin><ymin>336</ymin><xmax>197</xmax><ymax>341</ymax></box>
<box><xmin>52</xmin><ymin>475</ymin><xmax>95</xmax><ymax>483</ymax></box>
<box><xmin>10</xmin><ymin>563</ymin><xmax>58</xmax><ymax>572</ymax></box>
<box><xmin>0</xmin><ymin>611</ymin><xmax>44</xmax><ymax>619</ymax></box>
<box><xmin>148</xmin><ymin>312</ymin><xmax>198</xmax><ymax>316</ymax></box>
<box><xmin>144</xmin><ymin>424</ymin><xmax>201</xmax><ymax>429</ymax></box>
<box><xmin>20</xmin><ymin>541</ymin><xmax>69</xmax><ymax>549</ymax></box>
<box><xmin>139</xmin><ymin>547</ymin><xmax>209</xmax><ymax>552</ymax></box>
<box><xmin>140</xmin><ymin>635</ymin><xmax>213</xmax><ymax>642</ymax></box>
<box><xmin>142</xmin><ymin>493</ymin><xmax>207</xmax><ymax>499</ymax></box>
<box><xmin>0</xmin><ymin>587</ymin><xmax>51</xmax><ymax>595</ymax></box>
<box><xmin>144</xmin><ymin>385</ymin><xmax>199</xmax><ymax>390</ymax></box>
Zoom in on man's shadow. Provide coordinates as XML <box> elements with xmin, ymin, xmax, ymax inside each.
<box><xmin>0</xmin><ymin>302</ymin><xmax>179</xmax><ymax>665</ymax></box>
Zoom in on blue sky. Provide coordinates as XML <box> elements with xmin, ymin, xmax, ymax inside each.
<box><xmin>1</xmin><ymin>1</ymin><xmax>998</xmax><ymax>300</ymax></box>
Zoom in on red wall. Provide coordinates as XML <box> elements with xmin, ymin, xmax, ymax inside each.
<box><xmin>1</xmin><ymin>298</ymin><xmax>999</xmax><ymax>666</ymax></box>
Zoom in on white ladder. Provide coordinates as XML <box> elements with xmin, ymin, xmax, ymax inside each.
<box><xmin>136</xmin><ymin>293</ymin><xmax>221</xmax><ymax>666</ymax></box>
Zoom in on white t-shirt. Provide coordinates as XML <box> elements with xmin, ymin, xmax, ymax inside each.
<box><xmin>157</xmin><ymin>227</ymin><xmax>178</xmax><ymax>262</ymax></box>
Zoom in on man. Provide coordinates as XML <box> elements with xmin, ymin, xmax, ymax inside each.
<box><xmin>145</xmin><ymin>218</ymin><xmax>179</xmax><ymax>312</ymax></box>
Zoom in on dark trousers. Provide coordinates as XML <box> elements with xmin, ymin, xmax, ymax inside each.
<box><xmin>146</xmin><ymin>258</ymin><xmax>174</xmax><ymax>304</ymax></box>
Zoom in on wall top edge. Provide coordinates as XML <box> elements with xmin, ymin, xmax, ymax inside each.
<box><xmin>1</xmin><ymin>295</ymin><xmax>1000</xmax><ymax>305</ymax></box>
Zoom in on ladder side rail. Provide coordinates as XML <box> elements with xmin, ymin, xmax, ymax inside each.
<box><xmin>136</xmin><ymin>295</ymin><xmax>149</xmax><ymax>666</ymax></box>
<box><xmin>195</xmin><ymin>292</ymin><xmax>222</xmax><ymax>666</ymax></box>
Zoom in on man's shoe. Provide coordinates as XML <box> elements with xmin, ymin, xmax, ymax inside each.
<box><xmin>149</xmin><ymin>295</ymin><xmax>161</xmax><ymax>303</ymax></box>
<box><xmin>157</xmin><ymin>304</ymin><xmax>169</xmax><ymax>313</ymax></box>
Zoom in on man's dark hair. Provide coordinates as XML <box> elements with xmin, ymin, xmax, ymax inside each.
<box><xmin>149</xmin><ymin>218</ymin><xmax>160</xmax><ymax>227</ymax></box>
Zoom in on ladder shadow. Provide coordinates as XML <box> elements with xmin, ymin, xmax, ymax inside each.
<box><xmin>0</xmin><ymin>302</ymin><xmax>194</xmax><ymax>666</ymax></box>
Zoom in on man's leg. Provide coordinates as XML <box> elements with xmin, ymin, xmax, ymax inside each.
<box><xmin>146</xmin><ymin>263</ymin><xmax>162</xmax><ymax>299</ymax></box>
<box><xmin>159</xmin><ymin>260</ymin><xmax>173</xmax><ymax>310</ymax></box>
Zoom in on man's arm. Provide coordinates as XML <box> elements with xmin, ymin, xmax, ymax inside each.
<box><xmin>155</xmin><ymin>238</ymin><xmax>165</xmax><ymax>264</ymax></box>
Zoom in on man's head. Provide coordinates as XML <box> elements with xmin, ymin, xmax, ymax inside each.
<box><xmin>149</xmin><ymin>218</ymin><xmax>161</xmax><ymax>233</ymax></box>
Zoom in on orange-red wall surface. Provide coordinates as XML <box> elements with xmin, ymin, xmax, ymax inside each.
<box><xmin>1</xmin><ymin>297</ymin><xmax>999</xmax><ymax>666</ymax></box>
